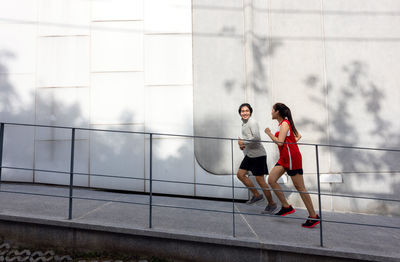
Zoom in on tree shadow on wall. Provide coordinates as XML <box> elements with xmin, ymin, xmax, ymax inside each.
<box><xmin>250</xmin><ymin>37</ymin><xmax>283</xmax><ymax>94</ymax></box>
<box><xmin>222</xmin><ymin>33</ymin><xmax>283</xmax><ymax>96</ymax></box>
<box><xmin>299</xmin><ymin>61</ymin><xmax>400</xmax><ymax>212</ymax></box>
<box><xmin>0</xmin><ymin>50</ymin><xmax>198</xmax><ymax>203</ymax></box>
<box><xmin>0</xmin><ymin>51</ymin><xmax>19</xmax><ymax>117</ymax></box>
<box><xmin>193</xmin><ymin>8</ymin><xmax>284</xmax><ymax>176</ymax></box>
<box><xmin>193</xmin><ymin>1</ymin><xmax>283</xmax><ymax>96</ymax></box>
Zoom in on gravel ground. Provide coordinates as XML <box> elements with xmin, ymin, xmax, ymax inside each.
<box><xmin>0</xmin><ymin>241</ymin><xmax>172</xmax><ymax>262</ymax></box>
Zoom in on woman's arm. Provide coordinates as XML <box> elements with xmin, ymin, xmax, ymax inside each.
<box><xmin>295</xmin><ymin>133</ymin><xmax>302</xmax><ymax>142</ymax></box>
<box><xmin>264</xmin><ymin>122</ymin><xmax>289</xmax><ymax>146</ymax></box>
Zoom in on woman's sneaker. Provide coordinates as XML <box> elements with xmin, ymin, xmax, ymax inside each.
<box><xmin>246</xmin><ymin>195</ymin><xmax>264</xmax><ymax>205</ymax></box>
<box><xmin>274</xmin><ymin>205</ymin><xmax>295</xmax><ymax>216</ymax></box>
<box><xmin>261</xmin><ymin>203</ymin><xmax>278</xmax><ymax>214</ymax></box>
<box><xmin>302</xmin><ymin>215</ymin><xmax>320</xmax><ymax>228</ymax></box>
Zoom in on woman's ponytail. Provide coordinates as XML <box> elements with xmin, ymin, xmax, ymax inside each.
<box><xmin>273</xmin><ymin>103</ymin><xmax>298</xmax><ymax>136</ymax></box>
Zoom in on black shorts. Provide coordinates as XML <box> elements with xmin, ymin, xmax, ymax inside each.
<box><xmin>275</xmin><ymin>163</ymin><xmax>303</xmax><ymax>176</ymax></box>
<box><xmin>239</xmin><ymin>155</ymin><xmax>269</xmax><ymax>176</ymax></box>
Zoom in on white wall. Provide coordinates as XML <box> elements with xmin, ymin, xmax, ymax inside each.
<box><xmin>0</xmin><ymin>0</ymin><xmax>399</xmax><ymax>215</ymax></box>
<box><xmin>0</xmin><ymin>0</ymin><xmax>200</xmax><ymax>196</ymax></box>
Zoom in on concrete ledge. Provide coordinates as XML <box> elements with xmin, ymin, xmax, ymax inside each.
<box><xmin>320</xmin><ymin>174</ymin><xmax>343</xmax><ymax>183</ymax></box>
<box><xmin>0</xmin><ymin>214</ymin><xmax>396</xmax><ymax>262</ymax></box>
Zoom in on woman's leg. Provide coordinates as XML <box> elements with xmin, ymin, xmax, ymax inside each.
<box><xmin>237</xmin><ymin>169</ymin><xmax>260</xmax><ymax>196</ymax></box>
<box><xmin>255</xmin><ymin>175</ymin><xmax>275</xmax><ymax>205</ymax></box>
<box><xmin>290</xmin><ymin>174</ymin><xmax>317</xmax><ymax>217</ymax></box>
<box><xmin>267</xmin><ymin>165</ymin><xmax>289</xmax><ymax>207</ymax></box>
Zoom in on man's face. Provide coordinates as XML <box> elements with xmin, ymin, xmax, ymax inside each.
<box><xmin>240</xmin><ymin>106</ymin><xmax>251</xmax><ymax>120</ymax></box>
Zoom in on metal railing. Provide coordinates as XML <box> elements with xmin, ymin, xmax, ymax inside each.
<box><xmin>0</xmin><ymin>122</ymin><xmax>399</xmax><ymax>247</ymax></box>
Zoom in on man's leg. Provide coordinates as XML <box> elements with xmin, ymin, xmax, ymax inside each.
<box><xmin>237</xmin><ymin>169</ymin><xmax>259</xmax><ymax>196</ymax></box>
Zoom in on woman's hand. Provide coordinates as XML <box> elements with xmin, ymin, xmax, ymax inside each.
<box><xmin>265</xmin><ymin>127</ymin><xmax>276</xmax><ymax>143</ymax></box>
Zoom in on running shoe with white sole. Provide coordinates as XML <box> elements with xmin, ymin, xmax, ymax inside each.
<box><xmin>246</xmin><ymin>195</ymin><xmax>264</xmax><ymax>205</ymax></box>
<box><xmin>261</xmin><ymin>203</ymin><xmax>278</xmax><ymax>214</ymax></box>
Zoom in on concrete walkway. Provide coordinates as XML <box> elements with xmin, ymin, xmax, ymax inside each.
<box><xmin>0</xmin><ymin>183</ymin><xmax>399</xmax><ymax>261</ymax></box>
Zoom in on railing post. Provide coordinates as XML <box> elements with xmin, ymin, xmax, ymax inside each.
<box><xmin>68</xmin><ymin>128</ymin><xmax>75</xmax><ymax>220</ymax></box>
<box><xmin>0</xmin><ymin>123</ymin><xmax>4</xmax><ymax>183</ymax></box>
<box><xmin>231</xmin><ymin>139</ymin><xmax>236</xmax><ymax>237</ymax></box>
<box><xmin>149</xmin><ymin>133</ymin><xmax>153</xmax><ymax>228</ymax></box>
<box><xmin>315</xmin><ymin>145</ymin><xmax>323</xmax><ymax>247</ymax></box>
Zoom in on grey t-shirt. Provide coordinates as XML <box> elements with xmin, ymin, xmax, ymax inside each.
<box><xmin>241</xmin><ymin>117</ymin><xmax>266</xmax><ymax>158</ymax></box>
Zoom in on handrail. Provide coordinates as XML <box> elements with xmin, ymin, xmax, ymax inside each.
<box><xmin>2</xmin><ymin>165</ymin><xmax>399</xmax><ymax>202</ymax></box>
<box><xmin>0</xmin><ymin>121</ymin><xmax>399</xmax><ymax>248</ymax></box>
<box><xmin>3</xmin><ymin>122</ymin><xmax>400</xmax><ymax>152</ymax></box>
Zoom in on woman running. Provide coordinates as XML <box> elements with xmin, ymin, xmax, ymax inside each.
<box><xmin>237</xmin><ymin>103</ymin><xmax>277</xmax><ymax>214</ymax></box>
<box><xmin>264</xmin><ymin>103</ymin><xmax>320</xmax><ymax>228</ymax></box>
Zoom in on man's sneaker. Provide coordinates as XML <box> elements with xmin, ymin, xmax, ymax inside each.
<box><xmin>274</xmin><ymin>205</ymin><xmax>295</xmax><ymax>216</ymax></box>
<box><xmin>302</xmin><ymin>215</ymin><xmax>320</xmax><ymax>228</ymax></box>
<box><xmin>261</xmin><ymin>203</ymin><xmax>278</xmax><ymax>214</ymax></box>
<box><xmin>246</xmin><ymin>195</ymin><xmax>264</xmax><ymax>205</ymax></box>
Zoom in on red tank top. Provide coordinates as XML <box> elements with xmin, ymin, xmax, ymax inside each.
<box><xmin>274</xmin><ymin>120</ymin><xmax>302</xmax><ymax>170</ymax></box>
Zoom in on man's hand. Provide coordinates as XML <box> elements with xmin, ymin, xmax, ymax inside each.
<box><xmin>238</xmin><ymin>137</ymin><xmax>245</xmax><ymax>150</ymax></box>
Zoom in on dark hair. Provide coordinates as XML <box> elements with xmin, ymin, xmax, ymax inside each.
<box><xmin>273</xmin><ymin>103</ymin><xmax>298</xmax><ymax>136</ymax></box>
<box><xmin>238</xmin><ymin>103</ymin><xmax>253</xmax><ymax>115</ymax></box>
